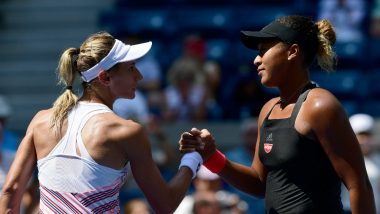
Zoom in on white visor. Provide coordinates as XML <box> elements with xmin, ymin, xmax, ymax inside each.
<box><xmin>81</xmin><ymin>39</ymin><xmax>152</xmax><ymax>82</ymax></box>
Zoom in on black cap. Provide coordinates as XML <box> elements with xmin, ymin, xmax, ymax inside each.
<box><xmin>240</xmin><ymin>20</ymin><xmax>312</xmax><ymax>50</ymax></box>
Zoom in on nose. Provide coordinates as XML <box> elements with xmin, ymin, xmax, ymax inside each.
<box><xmin>253</xmin><ymin>55</ymin><xmax>261</xmax><ymax>67</ymax></box>
<box><xmin>135</xmin><ymin>67</ymin><xmax>143</xmax><ymax>81</ymax></box>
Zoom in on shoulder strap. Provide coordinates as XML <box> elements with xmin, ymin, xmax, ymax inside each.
<box><xmin>264</xmin><ymin>99</ymin><xmax>281</xmax><ymax>121</ymax></box>
<box><xmin>49</xmin><ymin>103</ymin><xmax>112</xmax><ymax>157</ymax></box>
<box><xmin>76</xmin><ymin>108</ymin><xmax>112</xmax><ymax>160</ymax></box>
<box><xmin>45</xmin><ymin>105</ymin><xmax>81</xmax><ymax>157</ymax></box>
<box><xmin>290</xmin><ymin>82</ymin><xmax>317</xmax><ymax>125</ymax></box>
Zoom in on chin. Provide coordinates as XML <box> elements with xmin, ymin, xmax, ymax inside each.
<box><xmin>261</xmin><ymin>77</ymin><xmax>277</xmax><ymax>88</ymax></box>
<box><xmin>261</xmin><ymin>81</ymin><xmax>278</xmax><ymax>89</ymax></box>
<box><xmin>260</xmin><ymin>78</ymin><xmax>270</xmax><ymax>87</ymax></box>
<box><xmin>118</xmin><ymin>93</ymin><xmax>135</xmax><ymax>99</ymax></box>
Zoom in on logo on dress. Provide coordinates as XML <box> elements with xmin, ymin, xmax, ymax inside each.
<box><xmin>266</xmin><ymin>133</ymin><xmax>273</xmax><ymax>142</ymax></box>
<box><xmin>264</xmin><ymin>133</ymin><xmax>273</xmax><ymax>153</ymax></box>
<box><xmin>264</xmin><ymin>143</ymin><xmax>273</xmax><ymax>153</ymax></box>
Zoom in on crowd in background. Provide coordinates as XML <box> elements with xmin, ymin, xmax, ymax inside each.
<box><xmin>1</xmin><ymin>0</ymin><xmax>380</xmax><ymax>213</ymax></box>
<box><xmin>102</xmin><ymin>0</ymin><xmax>380</xmax><ymax>120</ymax></box>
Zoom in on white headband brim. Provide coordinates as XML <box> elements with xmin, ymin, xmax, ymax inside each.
<box><xmin>81</xmin><ymin>39</ymin><xmax>152</xmax><ymax>82</ymax></box>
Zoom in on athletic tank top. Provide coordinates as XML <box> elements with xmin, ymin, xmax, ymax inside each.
<box><xmin>259</xmin><ymin>84</ymin><xmax>343</xmax><ymax>214</ymax></box>
<box><xmin>37</xmin><ymin>102</ymin><xmax>128</xmax><ymax>213</ymax></box>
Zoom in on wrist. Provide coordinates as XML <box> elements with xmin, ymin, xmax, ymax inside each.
<box><xmin>178</xmin><ymin>151</ymin><xmax>203</xmax><ymax>179</ymax></box>
<box><xmin>203</xmin><ymin>149</ymin><xmax>227</xmax><ymax>174</ymax></box>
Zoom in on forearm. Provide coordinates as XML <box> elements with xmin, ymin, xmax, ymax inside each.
<box><xmin>219</xmin><ymin>160</ymin><xmax>266</xmax><ymax>198</ymax></box>
<box><xmin>349</xmin><ymin>185</ymin><xmax>376</xmax><ymax>214</ymax></box>
<box><xmin>203</xmin><ymin>149</ymin><xmax>265</xmax><ymax>197</ymax></box>
<box><xmin>139</xmin><ymin>167</ymin><xmax>193</xmax><ymax>214</ymax></box>
<box><xmin>0</xmin><ymin>186</ymin><xmax>23</xmax><ymax>213</ymax></box>
<box><xmin>0</xmin><ymin>134</ymin><xmax>36</xmax><ymax>213</ymax></box>
<box><xmin>0</xmin><ymin>171</ymin><xmax>34</xmax><ymax>213</ymax></box>
<box><xmin>157</xmin><ymin>153</ymin><xmax>201</xmax><ymax>212</ymax></box>
<box><xmin>133</xmin><ymin>152</ymin><xmax>200</xmax><ymax>213</ymax></box>
<box><xmin>166</xmin><ymin>168</ymin><xmax>194</xmax><ymax>211</ymax></box>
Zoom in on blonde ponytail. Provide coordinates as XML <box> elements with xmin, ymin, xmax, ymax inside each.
<box><xmin>50</xmin><ymin>32</ymin><xmax>115</xmax><ymax>134</ymax></box>
<box><xmin>51</xmin><ymin>48</ymin><xmax>79</xmax><ymax>133</ymax></box>
<box><xmin>316</xmin><ymin>19</ymin><xmax>337</xmax><ymax>72</ymax></box>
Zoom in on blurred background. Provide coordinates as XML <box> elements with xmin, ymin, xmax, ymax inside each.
<box><xmin>0</xmin><ymin>0</ymin><xmax>380</xmax><ymax>137</ymax></box>
<box><xmin>1</xmin><ymin>0</ymin><xmax>380</xmax><ymax>212</ymax></box>
<box><xmin>1</xmin><ymin>0</ymin><xmax>380</xmax><ymax>137</ymax></box>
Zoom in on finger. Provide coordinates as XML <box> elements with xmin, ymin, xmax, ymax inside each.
<box><xmin>179</xmin><ymin>138</ymin><xmax>205</xmax><ymax>151</ymax></box>
<box><xmin>180</xmin><ymin>132</ymin><xmax>196</xmax><ymax>139</ymax></box>
<box><xmin>188</xmin><ymin>129</ymin><xmax>206</xmax><ymax>149</ymax></box>
<box><xmin>180</xmin><ymin>149</ymin><xmax>196</xmax><ymax>154</ymax></box>
<box><xmin>180</xmin><ymin>132</ymin><xmax>201</xmax><ymax>143</ymax></box>
<box><xmin>192</xmin><ymin>135</ymin><xmax>205</xmax><ymax>148</ymax></box>
<box><xmin>179</xmin><ymin>144</ymin><xmax>197</xmax><ymax>150</ymax></box>
<box><xmin>180</xmin><ymin>132</ymin><xmax>200</xmax><ymax>143</ymax></box>
<box><xmin>199</xmin><ymin>141</ymin><xmax>205</xmax><ymax>150</ymax></box>
<box><xmin>190</xmin><ymin>127</ymin><xmax>202</xmax><ymax>136</ymax></box>
<box><xmin>179</xmin><ymin>133</ymin><xmax>201</xmax><ymax>143</ymax></box>
<box><xmin>194</xmin><ymin>136</ymin><xmax>205</xmax><ymax>150</ymax></box>
<box><xmin>200</xmin><ymin>129</ymin><xmax>216</xmax><ymax>142</ymax></box>
<box><xmin>200</xmin><ymin>129</ymin><xmax>211</xmax><ymax>136</ymax></box>
<box><xmin>179</xmin><ymin>138</ymin><xmax>202</xmax><ymax>147</ymax></box>
<box><xmin>179</xmin><ymin>145</ymin><xmax>196</xmax><ymax>153</ymax></box>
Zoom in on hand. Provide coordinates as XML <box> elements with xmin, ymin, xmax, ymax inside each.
<box><xmin>178</xmin><ymin>130</ymin><xmax>203</xmax><ymax>153</ymax></box>
<box><xmin>190</xmin><ymin>128</ymin><xmax>217</xmax><ymax>161</ymax></box>
<box><xmin>179</xmin><ymin>127</ymin><xmax>217</xmax><ymax>161</ymax></box>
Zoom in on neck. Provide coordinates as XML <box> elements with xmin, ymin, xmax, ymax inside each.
<box><xmin>80</xmin><ymin>85</ymin><xmax>114</xmax><ymax>109</ymax></box>
<box><xmin>278</xmin><ymin>79</ymin><xmax>311</xmax><ymax>108</ymax></box>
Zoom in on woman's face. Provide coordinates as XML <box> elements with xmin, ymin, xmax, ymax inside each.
<box><xmin>108</xmin><ymin>61</ymin><xmax>143</xmax><ymax>99</ymax></box>
<box><xmin>253</xmin><ymin>40</ymin><xmax>290</xmax><ymax>87</ymax></box>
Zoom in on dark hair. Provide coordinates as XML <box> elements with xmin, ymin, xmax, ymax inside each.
<box><xmin>277</xmin><ymin>15</ymin><xmax>337</xmax><ymax>71</ymax></box>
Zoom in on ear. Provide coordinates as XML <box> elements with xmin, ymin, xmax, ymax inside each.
<box><xmin>287</xmin><ymin>44</ymin><xmax>300</xmax><ymax>61</ymax></box>
<box><xmin>97</xmin><ymin>70</ymin><xmax>110</xmax><ymax>85</ymax></box>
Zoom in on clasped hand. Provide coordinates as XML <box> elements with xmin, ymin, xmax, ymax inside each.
<box><xmin>178</xmin><ymin>128</ymin><xmax>216</xmax><ymax>161</ymax></box>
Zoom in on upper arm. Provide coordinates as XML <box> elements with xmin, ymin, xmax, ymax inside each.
<box><xmin>3</xmin><ymin>131</ymin><xmax>37</xmax><ymax>188</ymax></box>
<box><xmin>124</xmin><ymin>124</ymin><xmax>160</xmax><ymax>176</ymax></box>
<box><xmin>121</xmin><ymin>123</ymin><xmax>161</xmax><ymax>182</ymax></box>
<box><xmin>306</xmin><ymin>90</ymin><xmax>368</xmax><ymax>188</ymax></box>
<box><xmin>120</xmin><ymin>122</ymin><xmax>180</xmax><ymax>210</ymax></box>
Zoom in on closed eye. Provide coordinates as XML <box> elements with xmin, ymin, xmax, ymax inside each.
<box><xmin>258</xmin><ymin>48</ymin><xmax>269</xmax><ymax>57</ymax></box>
<box><xmin>258</xmin><ymin>39</ymin><xmax>280</xmax><ymax>57</ymax></box>
<box><xmin>126</xmin><ymin>62</ymin><xmax>136</xmax><ymax>72</ymax></box>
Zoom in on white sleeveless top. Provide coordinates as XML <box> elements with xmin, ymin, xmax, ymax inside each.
<box><xmin>37</xmin><ymin>102</ymin><xmax>128</xmax><ymax>213</ymax></box>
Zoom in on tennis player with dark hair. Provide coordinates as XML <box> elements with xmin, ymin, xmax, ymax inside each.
<box><xmin>180</xmin><ymin>15</ymin><xmax>376</xmax><ymax>214</ymax></box>
<box><xmin>0</xmin><ymin>31</ymin><xmax>203</xmax><ymax>213</ymax></box>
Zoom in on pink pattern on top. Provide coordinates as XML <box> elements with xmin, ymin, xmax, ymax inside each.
<box><xmin>39</xmin><ymin>174</ymin><xmax>127</xmax><ymax>214</ymax></box>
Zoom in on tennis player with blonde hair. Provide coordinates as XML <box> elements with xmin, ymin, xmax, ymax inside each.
<box><xmin>0</xmin><ymin>31</ymin><xmax>203</xmax><ymax>213</ymax></box>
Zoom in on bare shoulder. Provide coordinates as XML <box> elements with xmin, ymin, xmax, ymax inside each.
<box><xmin>301</xmin><ymin>88</ymin><xmax>348</xmax><ymax>132</ymax></box>
<box><xmin>90</xmin><ymin>112</ymin><xmax>146</xmax><ymax>143</ymax></box>
<box><xmin>303</xmin><ymin>88</ymin><xmax>344</xmax><ymax>117</ymax></box>
<box><xmin>27</xmin><ymin>108</ymin><xmax>54</xmax><ymax>132</ymax></box>
<box><xmin>31</xmin><ymin>108</ymin><xmax>53</xmax><ymax>122</ymax></box>
<box><xmin>90</xmin><ymin>113</ymin><xmax>151</xmax><ymax>160</ymax></box>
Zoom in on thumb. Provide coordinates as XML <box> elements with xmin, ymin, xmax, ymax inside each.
<box><xmin>191</xmin><ymin>127</ymin><xmax>205</xmax><ymax>150</ymax></box>
<box><xmin>190</xmin><ymin>127</ymin><xmax>201</xmax><ymax>136</ymax></box>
